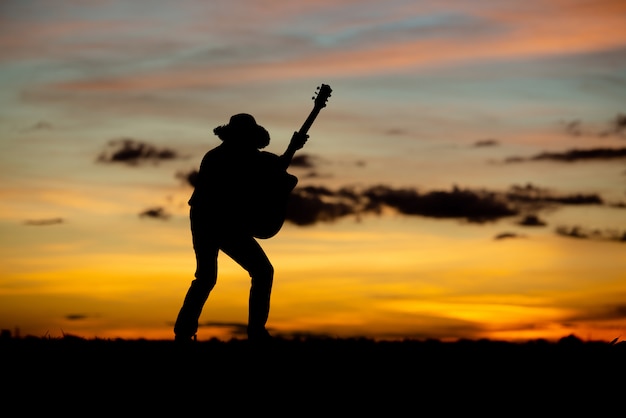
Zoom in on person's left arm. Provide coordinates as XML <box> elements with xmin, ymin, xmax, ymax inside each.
<box><xmin>279</xmin><ymin>131</ymin><xmax>309</xmax><ymax>168</ymax></box>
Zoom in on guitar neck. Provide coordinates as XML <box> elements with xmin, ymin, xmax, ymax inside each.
<box><xmin>281</xmin><ymin>105</ymin><xmax>323</xmax><ymax>165</ymax></box>
<box><xmin>298</xmin><ymin>105</ymin><xmax>322</xmax><ymax>136</ymax></box>
<box><xmin>282</xmin><ymin>83</ymin><xmax>331</xmax><ymax>167</ymax></box>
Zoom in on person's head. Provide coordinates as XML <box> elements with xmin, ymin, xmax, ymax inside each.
<box><xmin>213</xmin><ymin>113</ymin><xmax>270</xmax><ymax>149</ymax></box>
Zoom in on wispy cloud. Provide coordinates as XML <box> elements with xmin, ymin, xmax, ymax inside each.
<box><xmin>473</xmin><ymin>139</ymin><xmax>499</xmax><ymax>147</ymax></box>
<box><xmin>65</xmin><ymin>314</ymin><xmax>88</xmax><ymax>321</ymax></box>
<box><xmin>10</xmin><ymin>0</ymin><xmax>624</xmax><ymax>95</ymax></box>
<box><xmin>561</xmin><ymin>113</ymin><xmax>626</xmax><ymax>138</ymax></box>
<box><xmin>505</xmin><ymin>147</ymin><xmax>626</xmax><ymax>163</ymax></box>
<box><xmin>139</xmin><ymin>207</ymin><xmax>170</xmax><ymax>220</ymax></box>
<box><xmin>555</xmin><ymin>225</ymin><xmax>626</xmax><ymax>243</ymax></box>
<box><xmin>23</xmin><ymin>217</ymin><xmax>65</xmax><ymax>226</ymax></box>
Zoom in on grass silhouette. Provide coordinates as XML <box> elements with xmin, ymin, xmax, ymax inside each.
<box><xmin>2</xmin><ymin>333</ymin><xmax>623</xmax><ymax>414</ymax></box>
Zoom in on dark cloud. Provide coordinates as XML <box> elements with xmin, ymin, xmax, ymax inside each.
<box><xmin>290</xmin><ymin>154</ymin><xmax>316</xmax><ymax>168</ymax></box>
<box><xmin>385</xmin><ymin>128</ymin><xmax>407</xmax><ymax>136</ymax></box>
<box><xmin>286</xmin><ymin>186</ymin><xmax>361</xmax><ymax>226</ymax></box>
<box><xmin>506</xmin><ymin>183</ymin><xmax>603</xmax><ymax>207</ymax></box>
<box><xmin>599</xmin><ymin>113</ymin><xmax>626</xmax><ymax>138</ymax></box>
<box><xmin>281</xmin><ymin>183</ymin><xmax>623</xmax><ymax>245</ymax></box>
<box><xmin>517</xmin><ymin>214</ymin><xmax>547</xmax><ymax>227</ymax></box>
<box><xmin>473</xmin><ymin>139</ymin><xmax>499</xmax><ymax>147</ymax></box>
<box><xmin>565</xmin><ymin>303</ymin><xmax>626</xmax><ymax>323</ymax></box>
<box><xmin>24</xmin><ymin>217</ymin><xmax>64</xmax><ymax>226</ymax></box>
<box><xmin>139</xmin><ymin>207</ymin><xmax>170</xmax><ymax>220</ymax></box>
<box><xmin>284</xmin><ymin>185</ymin><xmax>518</xmax><ymax>225</ymax></box>
<box><xmin>175</xmin><ymin>169</ymin><xmax>198</xmax><ymax>188</ymax></box>
<box><xmin>300</xmin><ymin>170</ymin><xmax>331</xmax><ymax>180</ymax></box>
<box><xmin>561</xmin><ymin>113</ymin><xmax>626</xmax><ymax>138</ymax></box>
<box><xmin>555</xmin><ymin>225</ymin><xmax>626</xmax><ymax>242</ymax></box>
<box><xmin>198</xmin><ymin>321</ymin><xmax>248</xmax><ymax>337</ymax></box>
<box><xmin>65</xmin><ymin>314</ymin><xmax>88</xmax><ymax>321</ymax></box>
<box><xmin>22</xmin><ymin>121</ymin><xmax>53</xmax><ymax>132</ymax></box>
<box><xmin>97</xmin><ymin>138</ymin><xmax>185</xmax><ymax>165</ymax></box>
<box><xmin>494</xmin><ymin>232</ymin><xmax>525</xmax><ymax>240</ymax></box>
<box><xmin>562</xmin><ymin>119</ymin><xmax>583</xmax><ymax>137</ymax></box>
<box><xmin>363</xmin><ymin>185</ymin><xmax>517</xmax><ymax>223</ymax></box>
<box><xmin>505</xmin><ymin>147</ymin><xmax>626</xmax><ymax>163</ymax></box>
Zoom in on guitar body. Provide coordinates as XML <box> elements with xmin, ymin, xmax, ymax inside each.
<box><xmin>252</xmin><ymin>84</ymin><xmax>332</xmax><ymax>239</ymax></box>
<box><xmin>251</xmin><ymin>170</ymin><xmax>298</xmax><ymax>239</ymax></box>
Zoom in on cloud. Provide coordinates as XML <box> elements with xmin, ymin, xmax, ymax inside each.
<box><xmin>494</xmin><ymin>232</ymin><xmax>525</xmax><ymax>240</ymax></box>
<box><xmin>65</xmin><ymin>314</ymin><xmax>88</xmax><ymax>321</ymax></box>
<box><xmin>23</xmin><ymin>218</ymin><xmax>64</xmax><ymax>226</ymax></box>
<box><xmin>139</xmin><ymin>207</ymin><xmax>170</xmax><ymax>220</ymax></box>
<box><xmin>561</xmin><ymin>119</ymin><xmax>583</xmax><ymax>137</ymax></box>
<box><xmin>21</xmin><ymin>121</ymin><xmax>53</xmax><ymax>132</ymax></box>
<box><xmin>281</xmin><ymin>183</ymin><xmax>625</xmax><ymax>245</ymax></box>
<box><xmin>42</xmin><ymin>8</ymin><xmax>626</xmax><ymax>94</ymax></box>
<box><xmin>600</xmin><ymin>113</ymin><xmax>626</xmax><ymax>138</ymax></box>
<box><xmin>290</xmin><ymin>154</ymin><xmax>316</xmax><ymax>168</ymax></box>
<box><xmin>284</xmin><ymin>184</ymin><xmax>519</xmax><ymax>225</ymax></box>
<box><xmin>561</xmin><ymin>113</ymin><xmax>626</xmax><ymax>138</ymax></box>
<box><xmin>175</xmin><ymin>169</ymin><xmax>198</xmax><ymax>188</ymax></box>
<box><xmin>505</xmin><ymin>147</ymin><xmax>626</xmax><ymax>163</ymax></box>
<box><xmin>555</xmin><ymin>225</ymin><xmax>626</xmax><ymax>243</ymax></box>
<box><xmin>505</xmin><ymin>183</ymin><xmax>603</xmax><ymax>207</ymax></box>
<box><xmin>473</xmin><ymin>139</ymin><xmax>499</xmax><ymax>147</ymax></box>
<box><xmin>286</xmin><ymin>185</ymin><xmax>361</xmax><ymax>226</ymax></box>
<box><xmin>198</xmin><ymin>321</ymin><xmax>248</xmax><ymax>337</ymax></box>
<box><xmin>97</xmin><ymin>138</ymin><xmax>186</xmax><ymax>165</ymax></box>
<box><xmin>364</xmin><ymin>185</ymin><xmax>517</xmax><ymax>223</ymax></box>
<box><xmin>517</xmin><ymin>214</ymin><xmax>547</xmax><ymax>227</ymax></box>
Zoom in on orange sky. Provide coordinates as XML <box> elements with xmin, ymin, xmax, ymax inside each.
<box><xmin>1</xmin><ymin>0</ymin><xmax>625</xmax><ymax>342</ymax></box>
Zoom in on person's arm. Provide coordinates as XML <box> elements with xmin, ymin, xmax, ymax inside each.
<box><xmin>279</xmin><ymin>131</ymin><xmax>309</xmax><ymax>169</ymax></box>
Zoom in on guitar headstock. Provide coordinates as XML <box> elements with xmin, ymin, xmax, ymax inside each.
<box><xmin>313</xmin><ymin>83</ymin><xmax>332</xmax><ymax>109</ymax></box>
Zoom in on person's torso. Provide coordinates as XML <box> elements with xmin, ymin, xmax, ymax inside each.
<box><xmin>188</xmin><ymin>143</ymin><xmax>283</xmax><ymax>224</ymax></box>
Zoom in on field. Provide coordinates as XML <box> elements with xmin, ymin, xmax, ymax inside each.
<box><xmin>2</xmin><ymin>334</ymin><xmax>624</xmax><ymax>414</ymax></box>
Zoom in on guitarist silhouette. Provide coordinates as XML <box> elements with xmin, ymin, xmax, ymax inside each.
<box><xmin>253</xmin><ymin>84</ymin><xmax>332</xmax><ymax>238</ymax></box>
<box><xmin>174</xmin><ymin>84</ymin><xmax>332</xmax><ymax>343</ymax></box>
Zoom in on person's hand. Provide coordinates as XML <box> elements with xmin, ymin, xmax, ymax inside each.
<box><xmin>290</xmin><ymin>131</ymin><xmax>309</xmax><ymax>150</ymax></box>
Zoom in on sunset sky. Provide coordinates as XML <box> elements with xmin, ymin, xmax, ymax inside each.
<box><xmin>1</xmin><ymin>0</ymin><xmax>625</xmax><ymax>343</ymax></box>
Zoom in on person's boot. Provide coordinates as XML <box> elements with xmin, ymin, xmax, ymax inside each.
<box><xmin>174</xmin><ymin>280</ymin><xmax>211</xmax><ymax>341</ymax></box>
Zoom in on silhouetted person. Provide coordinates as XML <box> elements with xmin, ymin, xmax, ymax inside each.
<box><xmin>174</xmin><ymin>113</ymin><xmax>308</xmax><ymax>343</ymax></box>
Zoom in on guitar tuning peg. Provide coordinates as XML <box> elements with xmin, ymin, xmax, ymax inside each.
<box><xmin>311</xmin><ymin>96</ymin><xmax>315</xmax><ymax>100</ymax></box>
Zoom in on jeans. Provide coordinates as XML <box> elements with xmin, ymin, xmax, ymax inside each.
<box><xmin>174</xmin><ymin>209</ymin><xmax>274</xmax><ymax>338</ymax></box>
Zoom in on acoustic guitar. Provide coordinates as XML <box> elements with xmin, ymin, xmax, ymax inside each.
<box><xmin>252</xmin><ymin>83</ymin><xmax>332</xmax><ymax>239</ymax></box>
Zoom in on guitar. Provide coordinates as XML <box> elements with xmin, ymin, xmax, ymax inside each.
<box><xmin>252</xmin><ymin>83</ymin><xmax>332</xmax><ymax>239</ymax></box>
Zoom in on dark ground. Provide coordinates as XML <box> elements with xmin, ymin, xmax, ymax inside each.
<box><xmin>2</xmin><ymin>334</ymin><xmax>624</xmax><ymax>415</ymax></box>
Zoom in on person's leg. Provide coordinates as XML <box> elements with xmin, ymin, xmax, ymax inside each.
<box><xmin>174</xmin><ymin>215</ymin><xmax>219</xmax><ymax>341</ymax></box>
<box><xmin>220</xmin><ymin>235</ymin><xmax>274</xmax><ymax>339</ymax></box>
<box><xmin>173</xmin><ymin>247</ymin><xmax>218</xmax><ymax>340</ymax></box>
